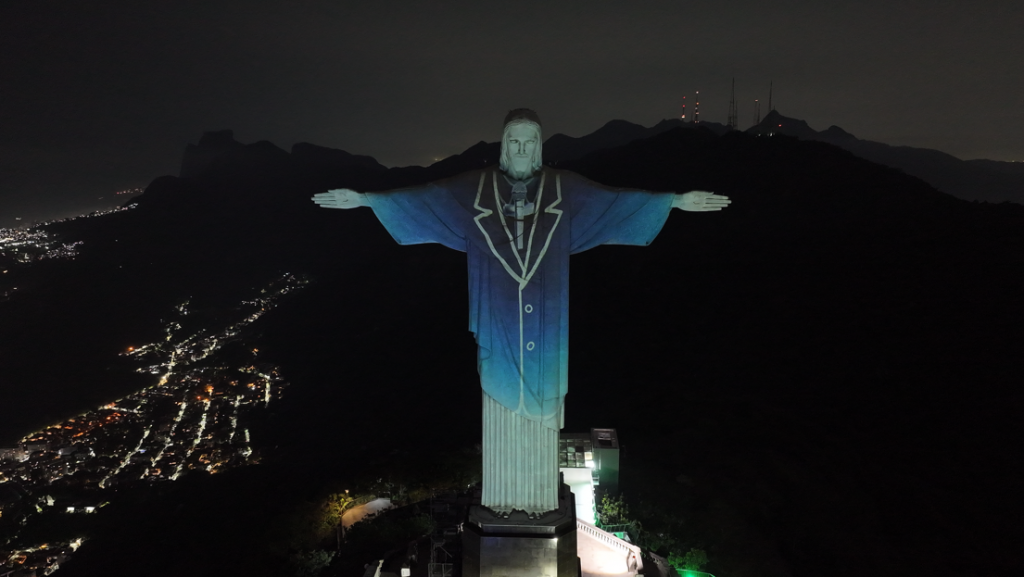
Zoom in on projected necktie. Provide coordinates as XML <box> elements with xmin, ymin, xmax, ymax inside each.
<box><xmin>502</xmin><ymin>180</ymin><xmax>535</xmax><ymax>249</ymax></box>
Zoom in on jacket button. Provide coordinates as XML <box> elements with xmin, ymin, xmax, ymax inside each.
<box><xmin>526</xmin><ymin>341</ymin><xmax>535</xmax><ymax>351</ymax></box>
<box><xmin>524</xmin><ymin>304</ymin><xmax>533</xmax><ymax>313</ymax></box>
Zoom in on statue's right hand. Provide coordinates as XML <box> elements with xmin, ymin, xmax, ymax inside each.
<box><xmin>312</xmin><ymin>189</ymin><xmax>366</xmax><ymax>209</ymax></box>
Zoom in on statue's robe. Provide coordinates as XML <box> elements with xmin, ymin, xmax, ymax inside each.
<box><xmin>365</xmin><ymin>167</ymin><xmax>673</xmax><ymax>512</ymax></box>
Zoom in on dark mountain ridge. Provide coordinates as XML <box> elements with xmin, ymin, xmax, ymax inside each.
<box><xmin>176</xmin><ymin>113</ymin><xmax>1024</xmax><ymax>207</ymax></box>
<box><xmin>544</xmin><ymin>118</ymin><xmax>730</xmax><ymax>162</ymax></box>
<box><xmin>2</xmin><ymin>125</ymin><xmax>1022</xmax><ymax>577</ymax></box>
<box><xmin>751</xmin><ymin>109</ymin><xmax>1024</xmax><ymax>203</ymax></box>
<box><xmin>175</xmin><ymin>119</ymin><xmax>732</xmax><ymax>186</ymax></box>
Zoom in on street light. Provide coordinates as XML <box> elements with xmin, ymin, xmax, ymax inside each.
<box><xmin>336</xmin><ymin>490</ymin><xmax>353</xmax><ymax>550</ymax></box>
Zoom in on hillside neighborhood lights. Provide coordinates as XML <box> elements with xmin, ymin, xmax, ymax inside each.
<box><xmin>0</xmin><ymin>272</ymin><xmax>307</xmax><ymax>575</ymax></box>
<box><xmin>0</xmin><ymin>205</ymin><xmax>138</xmax><ymax>275</ymax></box>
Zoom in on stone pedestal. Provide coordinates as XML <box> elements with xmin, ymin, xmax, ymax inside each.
<box><xmin>463</xmin><ymin>482</ymin><xmax>579</xmax><ymax>577</ymax></box>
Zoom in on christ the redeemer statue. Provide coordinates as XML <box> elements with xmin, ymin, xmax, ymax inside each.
<box><xmin>314</xmin><ymin>109</ymin><xmax>729</xmax><ymax>515</ymax></box>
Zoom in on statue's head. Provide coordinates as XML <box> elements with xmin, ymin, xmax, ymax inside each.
<box><xmin>499</xmin><ymin>108</ymin><xmax>543</xmax><ymax>180</ymax></box>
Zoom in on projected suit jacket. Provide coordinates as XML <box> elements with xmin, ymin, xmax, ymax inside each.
<box><xmin>365</xmin><ymin>167</ymin><xmax>674</xmax><ymax>431</ymax></box>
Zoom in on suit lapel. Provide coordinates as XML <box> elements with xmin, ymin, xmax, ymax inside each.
<box><xmin>473</xmin><ymin>169</ymin><xmax>563</xmax><ymax>288</ymax></box>
<box><xmin>474</xmin><ymin>171</ymin><xmax>525</xmax><ymax>287</ymax></box>
<box><xmin>523</xmin><ymin>171</ymin><xmax>563</xmax><ymax>285</ymax></box>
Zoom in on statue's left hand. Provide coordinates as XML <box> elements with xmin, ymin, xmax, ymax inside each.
<box><xmin>673</xmin><ymin>190</ymin><xmax>731</xmax><ymax>212</ymax></box>
<box><xmin>312</xmin><ymin>188</ymin><xmax>366</xmax><ymax>209</ymax></box>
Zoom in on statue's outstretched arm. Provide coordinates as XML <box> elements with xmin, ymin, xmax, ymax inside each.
<box><xmin>673</xmin><ymin>190</ymin><xmax>731</xmax><ymax>212</ymax></box>
<box><xmin>312</xmin><ymin>188</ymin><xmax>367</xmax><ymax>209</ymax></box>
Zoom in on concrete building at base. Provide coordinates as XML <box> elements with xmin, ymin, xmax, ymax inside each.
<box><xmin>558</xmin><ymin>428</ymin><xmax>620</xmax><ymax>526</ymax></box>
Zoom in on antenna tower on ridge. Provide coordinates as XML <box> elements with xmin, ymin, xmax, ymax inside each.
<box><xmin>754</xmin><ymin>99</ymin><xmax>761</xmax><ymax>124</ymax></box>
<box><xmin>681</xmin><ymin>95</ymin><xmax>686</xmax><ymax>120</ymax></box>
<box><xmin>727</xmin><ymin>78</ymin><xmax>738</xmax><ymax>129</ymax></box>
<box><xmin>694</xmin><ymin>91</ymin><xmax>700</xmax><ymax>124</ymax></box>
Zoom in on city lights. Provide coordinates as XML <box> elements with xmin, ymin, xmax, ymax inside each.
<box><xmin>0</xmin><ymin>273</ymin><xmax>307</xmax><ymax>574</ymax></box>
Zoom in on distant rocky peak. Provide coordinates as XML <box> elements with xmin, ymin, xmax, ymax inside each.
<box><xmin>821</xmin><ymin>125</ymin><xmax>856</xmax><ymax>140</ymax></box>
<box><xmin>598</xmin><ymin>119</ymin><xmax>646</xmax><ymax>131</ymax></box>
<box><xmin>180</xmin><ymin>130</ymin><xmax>245</xmax><ymax>178</ymax></box>
<box><xmin>749</xmin><ymin>110</ymin><xmax>818</xmax><ymax>139</ymax></box>
<box><xmin>291</xmin><ymin>142</ymin><xmax>387</xmax><ymax>172</ymax></box>
<box><xmin>196</xmin><ymin>129</ymin><xmax>243</xmax><ymax>149</ymax></box>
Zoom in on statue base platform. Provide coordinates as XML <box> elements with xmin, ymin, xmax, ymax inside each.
<box><xmin>462</xmin><ymin>482</ymin><xmax>580</xmax><ymax>577</ymax></box>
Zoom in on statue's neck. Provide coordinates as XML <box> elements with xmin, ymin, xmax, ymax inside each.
<box><xmin>502</xmin><ymin>167</ymin><xmax>538</xmax><ymax>182</ymax></box>
<box><xmin>502</xmin><ymin>172</ymin><xmax>534</xmax><ymax>185</ymax></box>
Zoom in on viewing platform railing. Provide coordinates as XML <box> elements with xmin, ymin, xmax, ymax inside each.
<box><xmin>576</xmin><ymin>518</ymin><xmax>644</xmax><ymax>574</ymax></box>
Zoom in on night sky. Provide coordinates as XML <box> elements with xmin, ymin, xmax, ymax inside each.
<box><xmin>2</xmin><ymin>0</ymin><xmax>1022</xmax><ymax>222</ymax></box>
